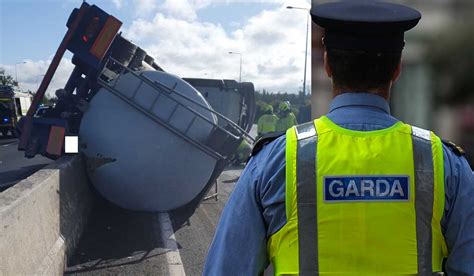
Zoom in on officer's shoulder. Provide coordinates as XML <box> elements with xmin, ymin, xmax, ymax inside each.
<box><xmin>412</xmin><ymin>125</ymin><xmax>466</xmax><ymax>157</ymax></box>
<box><xmin>251</xmin><ymin>131</ymin><xmax>285</xmax><ymax>157</ymax></box>
<box><xmin>442</xmin><ymin>139</ymin><xmax>466</xmax><ymax>157</ymax></box>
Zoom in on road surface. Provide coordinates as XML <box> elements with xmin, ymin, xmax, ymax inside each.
<box><xmin>65</xmin><ymin>167</ymin><xmax>244</xmax><ymax>275</ymax></box>
<box><xmin>0</xmin><ymin>136</ymin><xmax>52</xmax><ymax>191</ymax></box>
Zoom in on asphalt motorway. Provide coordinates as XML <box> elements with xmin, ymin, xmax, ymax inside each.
<box><xmin>0</xmin><ymin>135</ymin><xmax>52</xmax><ymax>191</ymax></box>
<box><xmin>65</xmin><ymin>167</ymin><xmax>245</xmax><ymax>276</ymax></box>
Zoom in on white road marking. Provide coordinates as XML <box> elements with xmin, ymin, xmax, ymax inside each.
<box><xmin>156</xmin><ymin>212</ymin><xmax>186</xmax><ymax>276</ymax></box>
<box><xmin>3</xmin><ymin>141</ymin><xmax>18</xmax><ymax>147</ymax></box>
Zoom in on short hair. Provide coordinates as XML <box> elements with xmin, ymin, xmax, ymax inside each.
<box><xmin>326</xmin><ymin>48</ymin><xmax>402</xmax><ymax>92</ymax></box>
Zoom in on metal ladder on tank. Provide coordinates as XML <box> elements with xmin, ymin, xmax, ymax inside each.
<box><xmin>97</xmin><ymin>58</ymin><xmax>254</xmax><ymax>200</ymax></box>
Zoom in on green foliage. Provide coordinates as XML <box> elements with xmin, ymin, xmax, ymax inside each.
<box><xmin>254</xmin><ymin>89</ymin><xmax>311</xmax><ymax>123</ymax></box>
<box><xmin>41</xmin><ymin>96</ymin><xmax>57</xmax><ymax>106</ymax></box>
<box><xmin>0</xmin><ymin>70</ymin><xmax>18</xmax><ymax>87</ymax></box>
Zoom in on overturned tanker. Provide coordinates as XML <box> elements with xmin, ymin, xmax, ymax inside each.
<box><xmin>17</xmin><ymin>2</ymin><xmax>255</xmax><ymax>212</ymax></box>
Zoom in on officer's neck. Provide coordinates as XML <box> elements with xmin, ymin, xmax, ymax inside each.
<box><xmin>332</xmin><ymin>87</ymin><xmax>391</xmax><ymax>101</ymax></box>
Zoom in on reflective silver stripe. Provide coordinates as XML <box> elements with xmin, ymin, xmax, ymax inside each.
<box><xmin>296</xmin><ymin>122</ymin><xmax>317</xmax><ymax>140</ymax></box>
<box><xmin>412</xmin><ymin>126</ymin><xmax>431</xmax><ymax>141</ymax></box>
<box><xmin>412</xmin><ymin>126</ymin><xmax>434</xmax><ymax>275</ymax></box>
<box><xmin>296</xmin><ymin>122</ymin><xmax>318</xmax><ymax>275</ymax></box>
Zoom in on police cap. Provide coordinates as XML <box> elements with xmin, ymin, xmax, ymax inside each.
<box><xmin>311</xmin><ymin>1</ymin><xmax>421</xmax><ymax>52</ymax></box>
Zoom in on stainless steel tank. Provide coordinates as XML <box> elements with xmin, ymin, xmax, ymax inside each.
<box><xmin>79</xmin><ymin>70</ymin><xmax>219</xmax><ymax>211</ymax></box>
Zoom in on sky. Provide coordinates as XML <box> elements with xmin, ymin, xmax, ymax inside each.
<box><xmin>0</xmin><ymin>0</ymin><xmax>311</xmax><ymax>97</ymax></box>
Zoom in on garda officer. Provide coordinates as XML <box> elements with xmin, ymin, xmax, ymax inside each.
<box><xmin>257</xmin><ymin>104</ymin><xmax>279</xmax><ymax>136</ymax></box>
<box><xmin>204</xmin><ymin>1</ymin><xmax>474</xmax><ymax>275</ymax></box>
<box><xmin>275</xmin><ymin>101</ymin><xmax>298</xmax><ymax>132</ymax></box>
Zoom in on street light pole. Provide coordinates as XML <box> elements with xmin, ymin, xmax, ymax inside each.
<box><xmin>15</xmin><ymin>61</ymin><xmax>26</xmax><ymax>85</ymax></box>
<box><xmin>228</xmin><ymin>51</ymin><xmax>242</xmax><ymax>82</ymax></box>
<box><xmin>239</xmin><ymin>54</ymin><xmax>242</xmax><ymax>82</ymax></box>
<box><xmin>287</xmin><ymin>6</ymin><xmax>310</xmax><ymax>96</ymax></box>
<box><xmin>303</xmin><ymin>12</ymin><xmax>309</xmax><ymax>96</ymax></box>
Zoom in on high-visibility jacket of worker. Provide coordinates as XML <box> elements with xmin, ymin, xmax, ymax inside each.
<box><xmin>275</xmin><ymin>112</ymin><xmax>298</xmax><ymax>132</ymax></box>
<box><xmin>267</xmin><ymin>116</ymin><xmax>447</xmax><ymax>275</ymax></box>
<box><xmin>257</xmin><ymin>106</ymin><xmax>279</xmax><ymax>136</ymax></box>
<box><xmin>276</xmin><ymin>101</ymin><xmax>298</xmax><ymax>132</ymax></box>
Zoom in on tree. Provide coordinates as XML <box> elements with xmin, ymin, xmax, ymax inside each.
<box><xmin>254</xmin><ymin>89</ymin><xmax>311</xmax><ymax>123</ymax></box>
<box><xmin>0</xmin><ymin>69</ymin><xmax>19</xmax><ymax>87</ymax></box>
<box><xmin>40</xmin><ymin>95</ymin><xmax>57</xmax><ymax>106</ymax></box>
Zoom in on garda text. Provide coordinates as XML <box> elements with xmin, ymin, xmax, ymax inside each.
<box><xmin>323</xmin><ymin>176</ymin><xmax>410</xmax><ymax>202</ymax></box>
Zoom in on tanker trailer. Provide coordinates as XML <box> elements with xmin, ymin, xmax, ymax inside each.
<box><xmin>17</xmin><ymin>2</ymin><xmax>255</xmax><ymax>212</ymax></box>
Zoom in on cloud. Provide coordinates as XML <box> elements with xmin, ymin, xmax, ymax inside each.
<box><xmin>131</xmin><ymin>0</ymin><xmax>159</xmax><ymax>17</ymax></box>
<box><xmin>3</xmin><ymin>0</ymin><xmax>311</xmax><ymax>97</ymax></box>
<box><xmin>112</xmin><ymin>0</ymin><xmax>123</xmax><ymax>9</ymax></box>
<box><xmin>124</xmin><ymin>0</ymin><xmax>311</xmax><ymax>93</ymax></box>
<box><xmin>160</xmin><ymin>0</ymin><xmax>198</xmax><ymax>21</ymax></box>
<box><xmin>0</xmin><ymin>58</ymin><xmax>74</xmax><ymax>98</ymax></box>
<box><xmin>250</xmin><ymin>30</ymin><xmax>285</xmax><ymax>45</ymax></box>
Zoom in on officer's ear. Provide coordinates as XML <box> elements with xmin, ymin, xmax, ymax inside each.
<box><xmin>391</xmin><ymin>60</ymin><xmax>402</xmax><ymax>83</ymax></box>
<box><xmin>324</xmin><ymin>50</ymin><xmax>332</xmax><ymax>78</ymax></box>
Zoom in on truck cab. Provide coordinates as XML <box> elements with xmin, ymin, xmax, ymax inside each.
<box><xmin>0</xmin><ymin>85</ymin><xmax>32</xmax><ymax>137</ymax></box>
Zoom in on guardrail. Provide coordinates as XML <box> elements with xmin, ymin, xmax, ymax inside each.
<box><xmin>0</xmin><ymin>155</ymin><xmax>92</xmax><ymax>275</ymax></box>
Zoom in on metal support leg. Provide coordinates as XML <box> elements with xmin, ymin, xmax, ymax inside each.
<box><xmin>203</xmin><ymin>180</ymin><xmax>218</xmax><ymax>201</ymax></box>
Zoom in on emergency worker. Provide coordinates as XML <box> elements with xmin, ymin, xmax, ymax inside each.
<box><xmin>204</xmin><ymin>1</ymin><xmax>474</xmax><ymax>275</ymax></box>
<box><xmin>275</xmin><ymin>101</ymin><xmax>298</xmax><ymax>132</ymax></box>
<box><xmin>231</xmin><ymin>139</ymin><xmax>252</xmax><ymax>166</ymax></box>
<box><xmin>257</xmin><ymin>104</ymin><xmax>278</xmax><ymax>136</ymax></box>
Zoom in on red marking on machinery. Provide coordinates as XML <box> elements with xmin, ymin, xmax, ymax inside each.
<box><xmin>46</xmin><ymin>126</ymin><xmax>65</xmax><ymax>156</ymax></box>
<box><xmin>18</xmin><ymin>3</ymin><xmax>89</xmax><ymax>150</ymax></box>
<box><xmin>90</xmin><ymin>16</ymin><xmax>122</xmax><ymax>59</ymax></box>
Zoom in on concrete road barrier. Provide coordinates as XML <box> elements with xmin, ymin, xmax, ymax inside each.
<box><xmin>0</xmin><ymin>155</ymin><xmax>92</xmax><ymax>275</ymax></box>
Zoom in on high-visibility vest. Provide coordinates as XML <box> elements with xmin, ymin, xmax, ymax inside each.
<box><xmin>276</xmin><ymin>113</ymin><xmax>298</xmax><ymax>132</ymax></box>
<box><xmin>268</xmin><ymin>116</ymin><xmax>447</xmax><ymax>276</ymax></box>
<box><xmin>257</xmin><ymin>114</ymin><xmax>279</xmax><ymax>135</ymax></box>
